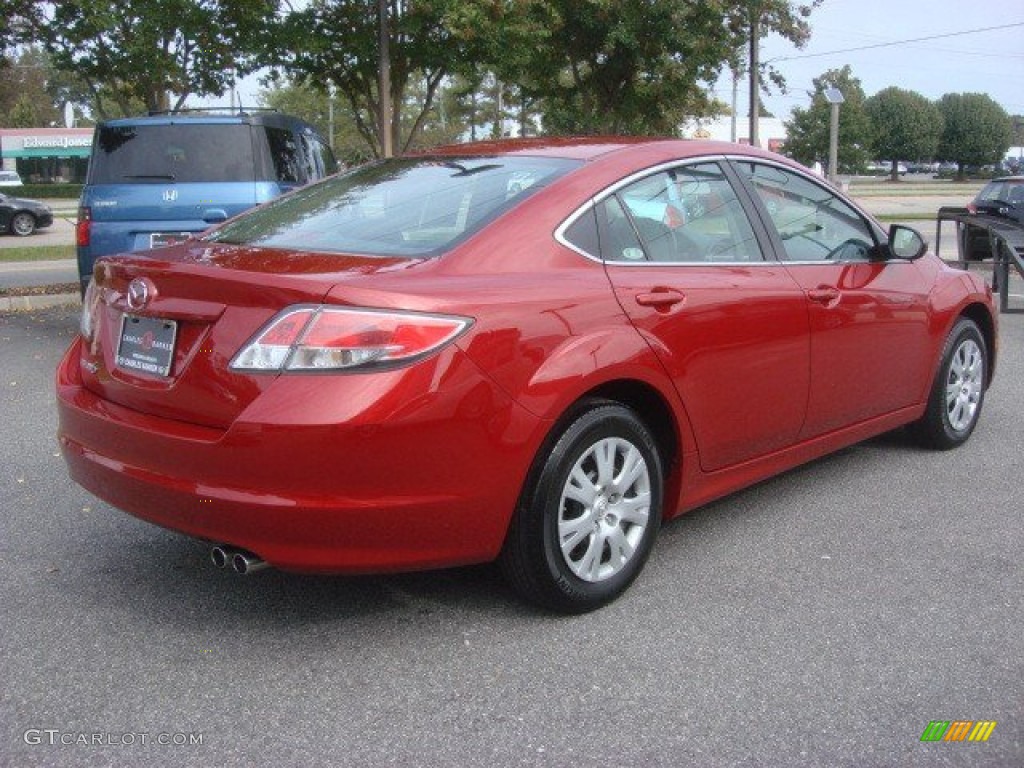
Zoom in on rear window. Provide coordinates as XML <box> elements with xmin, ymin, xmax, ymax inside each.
<box><xmin>205</xmin><ymin>156</ymin><xmax>581</xmax><ymax>257</ymax></box>
<box><xmin>89</xmin><ymin>124</ymin><xmax>255</xmax><ymax>184</ymax></box>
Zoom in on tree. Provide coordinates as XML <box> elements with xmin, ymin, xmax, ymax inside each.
<box><xmin>783</xmin><ymin>66</ymin><xmax>873</xmax><ymax>173</ymax></box>
<box><xmin>725</xmin><ymin>1</ymin><xmax>820</xmax><ymax>141</ymax></box>
<box><xmin>275</xmin><ymin>0</ymin><xmax>504</xmax><ymax>157</ymax></box>
<box><xmin>864</xmin><ymin>87</ymin><xmax>942</xmax><ymax>181</ymax></box>
<box><xmin>936</xmin><ymin>93</ymin><xmax>1012</xmax><ymax>179</ymax></box>
<box><xmin>25</xmin><ymin>0</ymin><xmax>280</xmax><ymax>116</ymax></box>
<box><xmin>0</xmin><ymin>47</ymin><xmax>62</xmax><ymax>127</ymax></box>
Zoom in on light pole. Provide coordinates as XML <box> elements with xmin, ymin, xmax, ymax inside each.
<box><xmin>825</xmin><ymin>87</ymin><xmax>844</xmax><ymax>186</ymax></box>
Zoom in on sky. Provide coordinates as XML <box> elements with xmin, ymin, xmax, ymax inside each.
<box><xmin>735</xmin><ymin>0</ymin><xmax>1024</xmax><ymax>119</ymax></box>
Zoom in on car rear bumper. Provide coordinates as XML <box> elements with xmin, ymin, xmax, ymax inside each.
<box><xmin>56</xmin><ymin>338</ymin><xmax>544</xmax><ymax>574</ymax></box>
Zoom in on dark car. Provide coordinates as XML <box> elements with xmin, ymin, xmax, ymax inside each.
<box><xmin>962</xmin><ymin>176</ymin><xmax>1024</xmax><ymax>260</ymax></box>
<box><xmin>0</xmin><ymin>191</ymin><xmax>53</xmax><ymax>236</ymax></box>
<box><xmin>58</xmin><ymin>138</ymin><xmax>996</xmax><ymax>613</ymax></box>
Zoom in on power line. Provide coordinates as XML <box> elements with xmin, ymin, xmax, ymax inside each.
<box><xmin>768</xmin><ymin>22</ymin><xmax>1024</xmax><ymax>62</ymax></box>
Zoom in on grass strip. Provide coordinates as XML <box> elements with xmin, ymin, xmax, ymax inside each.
<box><xmin>0</xmin><ymin>244</ymin><xmax>75</xmax><ymax>262</ymax></box>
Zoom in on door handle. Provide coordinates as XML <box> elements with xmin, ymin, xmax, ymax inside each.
<box><xmin>635</xmin><ymin>288</ymin><xmax>686</xmax><ymax>309</ymax></box>
<box><xmin>806</xmin><ymin>286</ymin><xmax>841</xmax><ymax>306</ymax></box>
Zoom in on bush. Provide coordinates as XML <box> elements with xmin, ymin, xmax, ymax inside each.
<box><xmin>9</xmin><ymin>183</ymin><xmax>84</xmax><ymax>199</ymax></box>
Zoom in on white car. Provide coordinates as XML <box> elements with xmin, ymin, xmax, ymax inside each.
<box><xmin>0</xmin><ymin>170</ymin><xmax>23</xmax><ymax>187</ymax></box>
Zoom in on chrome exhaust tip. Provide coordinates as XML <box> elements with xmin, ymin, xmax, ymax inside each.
<box><xmin>231</xmin><ymin>551</ymin><xmax>268</xmax><ymax>575</ymax></box>
<box><xmin>210</xmin><ymin>545</ymin><xmax>235</xmax><ymax>569</ymax></box>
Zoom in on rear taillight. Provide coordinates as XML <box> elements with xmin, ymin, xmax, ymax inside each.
<box><xmin>79</xmin><ymin>278</ymin><xmax>99</xmax><ymax>341</ymax></box>
<box><xmin>966</xmin><ymin>203</ymin><xmax>977</xmax><ymax>215</ymax></box>
<box><xmin>231</xmin><ymin>306</ymin><xmax>472</xmax><ymax>372</ymax></box>
<box><xmin>76</xmin><ymin>206</ymin><xmax>91</xmax><ymax>247</ymax></box>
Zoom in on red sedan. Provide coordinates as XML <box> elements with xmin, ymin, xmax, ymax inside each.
<box><xmin>57</xmin><ymin>138</ymin><xmax>996</xmax><ymax>612</ymax></box>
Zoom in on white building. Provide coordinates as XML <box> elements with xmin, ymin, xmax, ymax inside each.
<box><xmin>680</xmin><ymin>117</ymin><xmax>788</xmax><ymax>153</ymax></box>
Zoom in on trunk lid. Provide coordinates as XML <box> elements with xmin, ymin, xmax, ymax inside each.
<box><xmin>78</xmin><ymin>241</ymin><xmax>417</xmax><ymax>429</ymax></box>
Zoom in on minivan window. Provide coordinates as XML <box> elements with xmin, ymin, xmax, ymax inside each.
<box><xmin>265</xmin><ymin>126</ymin><xmax>304</xmax><ymax>183</ymax></box>
<box><xmin>90</xmin><ymin>124</ymin><xmax>256</xmax><ymax>184</ymax></box>
<box><xmin>206</xmin><ymin>156</ymin><xmax>581</xmax><ymax>257</ymax></box>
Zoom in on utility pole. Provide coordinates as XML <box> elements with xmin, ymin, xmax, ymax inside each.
<box><xmin>378</xmin><ymin>0</ymin><xmax>393</xmax><ymax>158</ymax></box>
<box><xmin>825</xmin><ymin>88</ymin><xmax>845</xmax><ymax>185</ymax></box>
<box><xmin>748</xmin><ymin>5</ymin><xmax>760</xmax><ymax>149</ymax></box>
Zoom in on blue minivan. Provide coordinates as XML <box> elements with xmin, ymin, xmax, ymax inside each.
<box><xmin>76</xmin><ymin>109</ymin><xmax>337</xmax><ymax>293</ymax></box>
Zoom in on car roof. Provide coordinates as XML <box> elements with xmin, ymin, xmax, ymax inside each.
<box><xmin>422</xmin><ymin>136</ymin><xmax>784</xmax><ymax>164</ymax></box>
<box><xmin>98</xmin><ymin>111</ymin><xmax>314</xmax><ymax>130</ymax></box>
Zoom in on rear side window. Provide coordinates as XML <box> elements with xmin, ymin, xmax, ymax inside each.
<box><xmin>265</xmin><ymin>126</ymin><xmax>305</xmax><ymax>183</ymax></box>
<box><xmin>206</xmin><ymin>156</ymin><xmax>581</xmax><ymax>257</ymax></box>
<box><xmin>89</xmin><ymin>124</ymin><xmax>255</xmax><ymax>184</ymax></box>
<box><xmin>609</xmin><ymin>163</ymin><xmax>764</xmax><ymax>262</ymax></box>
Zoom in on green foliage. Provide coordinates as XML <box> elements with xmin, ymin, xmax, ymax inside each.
<box><xmin>8</xmin><ymin>183</ymin><xmax>83</xmax><ymax>197</ymax></box>
<box><xmin>0</xmin><ymin>48</ymin><xmax>61</xmax><ymax>127</ymax></box>
<box><xmin>1011</xmin><ymin>115</ymin><xmax>1024</xmax><ymax>147</ymax></box>
<box><xmin>27</xmin><ymin>0</ymin><xmax>280</xmax><ymax>116</ymax></box>
<box><xmin>937</xmin><ymin>93</ymin><xmax>1013</xmax><ymax>178</ymax></box>
<box><xmin>510</xmin><ymin>0</ymin><xmax>735</xmax><ymax>135</ymax></box>
<box><xmin>864</xmin><ymin>87</ymin><xmax>942</xmax><ymax>180</ymax></box>
<box><xmin>783</xmin><ymin>65</ymin><xmax>873</xmax><ymax>173</ymax></box>
<box><xmin>275</xmin><ymin>0</ymin><xmax>500</xmax><ymax>157</ymax></box>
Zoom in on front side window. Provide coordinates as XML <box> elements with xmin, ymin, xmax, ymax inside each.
<box><xmin>206</xmin><ymin>156</ymin><xmax>581</xmax><ymax>258</ymax></box>
<box><xmin>610</xmin><ymin>163</ymin><xmax>764</xmax><ymax>263</ymax></box>
<box><xmin>736</xmin><ymin>162</ymin><xmax>877</xmax><ymax>262</ymax></box>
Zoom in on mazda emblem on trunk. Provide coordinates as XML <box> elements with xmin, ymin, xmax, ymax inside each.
<box><xmin>127</xmin><ymin>278</ymin><xmax>150</xmax><ymax>310</ymax></box>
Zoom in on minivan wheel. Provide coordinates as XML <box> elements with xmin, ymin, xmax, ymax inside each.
<box><xmin>500</xmin><ymin>401</ymin><xmax>663</xmax><ymax>613</ymax></box>
<box><xmin>10</xmin><ymin>212</ymin><xmax>36</xmax><ymax>237</ymax></box>
<box><xmin>909</xmin><ymin>317</ymin><xmax>987</xmax><ymax>449</ymax></box>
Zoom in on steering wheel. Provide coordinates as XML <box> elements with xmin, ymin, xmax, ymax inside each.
<box><xmin>824</xmin><ymin>238</ymin><xmax>872</xmax><ymax>261</ymax></box>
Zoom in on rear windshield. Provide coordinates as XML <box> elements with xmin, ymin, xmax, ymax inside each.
<box><xmin>204</xmin><ymin>156</ymin><xmax>581</xmax><ymax>257</ymax></box>
<box><xmin>89</xmin><ymin>124</ymin><xmax>255</xmax><ymax>184</ymax></box>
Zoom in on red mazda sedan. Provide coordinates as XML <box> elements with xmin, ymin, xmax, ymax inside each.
<box><xmin>57</xmin><ymin>138</ymin><xmax>996</xmax><ymax>612</ymax></box>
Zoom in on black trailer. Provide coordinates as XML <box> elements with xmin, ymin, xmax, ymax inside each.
<box><xmin>936</xmin><ymin>206</ymin><xmax>1024</xmax><ymax>314</ymax></box>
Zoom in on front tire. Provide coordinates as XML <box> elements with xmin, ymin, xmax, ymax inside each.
<box><xmin>10</xmin><ymin>212</ymin><xmax>36</xmax><ymax>237</ymax></box>
<box><xmin>909</xmin><ymin>317</ymin><xmax>987</xmax><ymax>449</ymax></box>
<box><xmin>500</xmin><ymin>401</ymin><xmax>663</xmax><ymax>613</ymax></box>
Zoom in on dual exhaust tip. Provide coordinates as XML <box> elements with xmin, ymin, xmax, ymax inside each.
<box><xmin>210</xmin><ymin>545</ymin><xmax>268</xmax><ymax>575</ymax></box>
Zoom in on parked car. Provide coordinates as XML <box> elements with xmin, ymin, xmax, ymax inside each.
<box><xmin>57</xmin><ymin>138</ymin><xmax>996</xmax><ymax>613</ymax></box>
<box><xmin>962</xmin><ymin>175</ymin><xmax>1024</xmax><ymax>259</ymax></box>
<box><xmin>0</xmin><ymin>170</ymin><xmax>24</xmax><ymax>187</ymax></box>
<box><xmin>76</xmin><ymin>108</ymin><xmax>338</xmax><ymax>294</ymax></box>
<box><xmin>0</xmin><ymin>191</ymin><xmax>53</xmax><ymax>236</ymax></box>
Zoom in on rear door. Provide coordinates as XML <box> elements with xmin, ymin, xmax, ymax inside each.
<box><xmin>587</xmin><ymin>161</ymin><xmax>811</xmax><ymax>472</ymax></box>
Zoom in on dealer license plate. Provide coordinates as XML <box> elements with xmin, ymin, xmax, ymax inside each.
<box><xmin>116</xmin><ymin>314</ymin><xmax>177</xmax><ymax>377</ymax></box>
<box><xmin>150</xmin><ymin>232</ymin><xmax>192</xmax><ymax>248</ymax></box>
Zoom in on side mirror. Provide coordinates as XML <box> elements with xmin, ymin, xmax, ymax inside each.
<box><xmin>888</xmin><ymin>224</ymin><xmax>927</xmax><ymax>260</ymax></box>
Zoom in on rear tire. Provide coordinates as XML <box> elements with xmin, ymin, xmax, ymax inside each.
<box><xmin>500</xmin><ymin>401</ymin><xmax>663</xmax><ymax>613</ymax></box>
<box><xmin>909</xmin><ymin>318</ymin><xmax>987</xmax><ymax>449</ymax></box>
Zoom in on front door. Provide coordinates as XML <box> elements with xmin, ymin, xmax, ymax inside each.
<box><xmin>734</xmin><ymin>161</ymin><xmax>934</xmax><ymax>439</ymax></box>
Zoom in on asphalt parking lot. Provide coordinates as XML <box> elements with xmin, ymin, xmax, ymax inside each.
<box><xmin>1</xmin><ymin>306</ymin><xmax>1021</xmax><ymax>767</ymax></box>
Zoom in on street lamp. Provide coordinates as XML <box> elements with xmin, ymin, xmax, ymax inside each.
<box><xmin>825</xmin><ymin>87</ymin><xmax>844</xmax><ymax>186</ymax></box>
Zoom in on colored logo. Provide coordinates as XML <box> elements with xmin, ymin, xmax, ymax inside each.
<box><xmin>920</xmin><ymin>720</ymin><xmax>997</xmax><ymax>742</ymax></box>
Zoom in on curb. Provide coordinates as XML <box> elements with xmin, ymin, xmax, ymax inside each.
<box><xmin>1</xmin><ymin>292</ymin><xmax>79</xmax><ymax>313</ymax></box>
